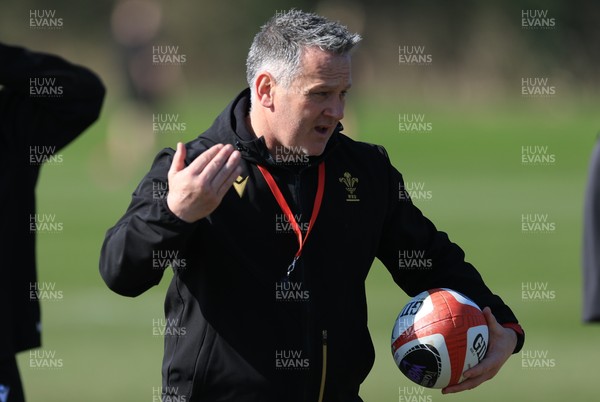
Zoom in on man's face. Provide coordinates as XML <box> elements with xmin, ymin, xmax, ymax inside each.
<box><xmin>269</xmin><ymin>47</ymin><xmax>352</xmax><ymax>156</ymax></box>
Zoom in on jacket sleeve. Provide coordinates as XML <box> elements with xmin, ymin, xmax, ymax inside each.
<box><xmin>0</xmin><ymin>42</ymin><xmax>105</xmax><ymax>151</ymax></box>
<box><xmin>99</xmin><ymin>148</ymin><xmax>199</xmax><ymax>297</ymax></box>
<box><xmin>582</xmin><ymin>137</ymin><xmax>600</xmax><ymax>322</ymax></box>
<box><xmin>375</xmin><ymin>147</ymin><xmax>524</xmax><ymax>353</ymax></box>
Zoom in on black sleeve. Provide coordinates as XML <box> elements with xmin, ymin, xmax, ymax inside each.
<box><xmin>375</xmin><ymin>146</ymin><xmax>524</xmax><ymax>353</ymax></box>
<box><xmin>582</xmin><ymin>136</ymin><xmax>600</xmax><ymax>322</ymax></box>
<box><xmin>99</xmin><ymin>148</ymin><xmax>200</xmax><ymax>297</ymax></box>
<box><xmin>0</xmin><ymin>42</ymin><xmax>105</xmax><ymax>152</ymax></box>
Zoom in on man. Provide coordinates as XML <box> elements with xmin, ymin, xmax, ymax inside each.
<box><xmin>0</xmin><ymin>43</ymin><xmax>105</xmax><ymax>401</ymax></box>
<box><xmin>100</xmin><ymin>10</ymin><xmax>524</xmax><ymax>402</ymax></box>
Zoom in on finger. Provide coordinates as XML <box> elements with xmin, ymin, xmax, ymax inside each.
<box><xmin>187</xmin><ymin>143</ymin><xmax>225</xmax><ymax>175</ymax></box>
<box><xmin>212</xmin><ymin>150</ymin><xmax>242</xmax><ymax>192</ymax></box>
<box><xmin>169</xmin><ymin>142</ymin><xmax>186</xmax><ymax>177</ymax></box>
<box><xmin>442</xmin><ymin>373</ymin><xmax>491</xmax><ymax>394</ymax></box>
<box><xmin>216</xmin><ymin>161</ymin><xmax>243</xmax><ymax>198</ymax></box>
<box><xmin>462</xmin><ymin>349</ymin><xmax>498</xmax><ymax>380</ymax></box>
<box><xmin>198</xmin><ymin>144</ymin><xmax>236</xmax><ymax>183</ymax></box>
<box><xmin>462</xmin><ymin>308</ymin><xmax>498</xmax><ymax>379</ymax></box>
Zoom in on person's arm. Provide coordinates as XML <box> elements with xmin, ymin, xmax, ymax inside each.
<box><xmin>0</xmin><ymin>42</ymin><xmax>105</xmax><ymax>151</ymax></box>
<box><xmin>99</xmin><ymin>147</ymin><xmax>196</xmax><ymax>297</ymax></box>
<box><xmin>99</xmin><ymin>142</ymin><xmax>241</xmax><ymax>297</ymax></box>
<box><xmin>375</xmin><ymin>146</ymin><xmax>524</xmax><ymax>392</ymax></box>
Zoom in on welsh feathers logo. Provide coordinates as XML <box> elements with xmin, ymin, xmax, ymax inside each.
<box><xmin>339</xmin><ymin>172</ymin><xmax>360</xmax><ymax>202</ymax></box>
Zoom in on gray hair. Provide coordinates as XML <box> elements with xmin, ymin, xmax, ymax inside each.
<box><xmin>246</xmin><ymin>9</ymin><xmax>362</xmax><ymax>96</ymax></box>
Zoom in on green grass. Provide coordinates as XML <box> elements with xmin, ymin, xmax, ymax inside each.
<box><xmin>18</xmin><ymin>93</ymin><xmax>600</xmax><ymax>401</ymax></box>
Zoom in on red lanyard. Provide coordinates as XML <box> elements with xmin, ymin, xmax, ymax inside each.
<box><xmin>257</xmin><ymin>162</ymin><xmax>325</xmax><ymax>277</ymax></box>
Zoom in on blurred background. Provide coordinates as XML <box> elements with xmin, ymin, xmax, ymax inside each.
<box><xmin>1</xmin><ymin>0</ymin><xmax>599</xmax><ymax>400</ymax></box>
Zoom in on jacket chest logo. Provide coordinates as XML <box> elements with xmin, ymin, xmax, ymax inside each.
<box><xmin>233</xmin><ymin>175</ymin><xmax>249</xmax><ymax>198</ymax></box>
<box><xmin>339</xmin><ymin>172</ymin><xmax>360</xmax><ymax>202</ymax></box>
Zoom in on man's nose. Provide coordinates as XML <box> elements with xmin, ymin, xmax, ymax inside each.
<box><xmin>323</xmin><ymin>97</ymin><xmax>344</xmax><ymax>121</ymax></box>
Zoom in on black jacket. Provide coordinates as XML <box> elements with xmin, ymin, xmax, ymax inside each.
<box><xmin>100</xmin><ymin>89</ymin><xmax>523</xmax><ymax>402</ymax></box>
<box><xmin>0</xmin><ymin>43</ymin><xmax>105</xmax><ymax>358</ymax></box>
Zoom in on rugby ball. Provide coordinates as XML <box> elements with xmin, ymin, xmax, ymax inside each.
<box><xmin>391</xmin><ymin>288</ymin><xmax>488</xmax><ymax>388</ymax></box>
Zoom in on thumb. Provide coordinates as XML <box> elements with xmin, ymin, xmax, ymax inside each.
<box><xmin>483</xmin><ymin>307</ymin><xmax>500</xmax><ymax>329</ymax></box>
<box><xmin>169</xmin><ymin>142</ymin><xmax>186</xmax><ymax>176</ymax></box>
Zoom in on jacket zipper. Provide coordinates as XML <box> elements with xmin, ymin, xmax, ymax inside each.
<box><xmin>293</xmin><ymin>172</ymin><xmax>302</xmax><ymax>212</ymax></box>
<box><xmin>294</xmin><ymin>170</ymin><xmax>312</xmax><ymax>402</ymax></box>
<box><xmin>317</xmin><ymin>329</ymin><xmax>328</xmax><ymax>402</ymax></box>
<box><xmin>293</xmin><ymin>167</ymin><xmax>324</xmax><ymax>402</ymax></box>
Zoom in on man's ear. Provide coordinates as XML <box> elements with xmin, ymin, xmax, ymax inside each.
<box><xmin>254</xmin><ymin>72</ymin><xmax>276</xmax><ymax>108</ymax></box>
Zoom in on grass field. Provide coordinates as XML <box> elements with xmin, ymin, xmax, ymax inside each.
<box><xmin>18</xmin><ymin>90</ymin><xmax>600</xmax><ymax>401</ymax></box>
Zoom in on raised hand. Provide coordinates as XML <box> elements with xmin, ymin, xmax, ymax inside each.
<box><xmin>167</xmin><ymin>143</ymin><xmax>242</xmax><ymax>223</ymax></box>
